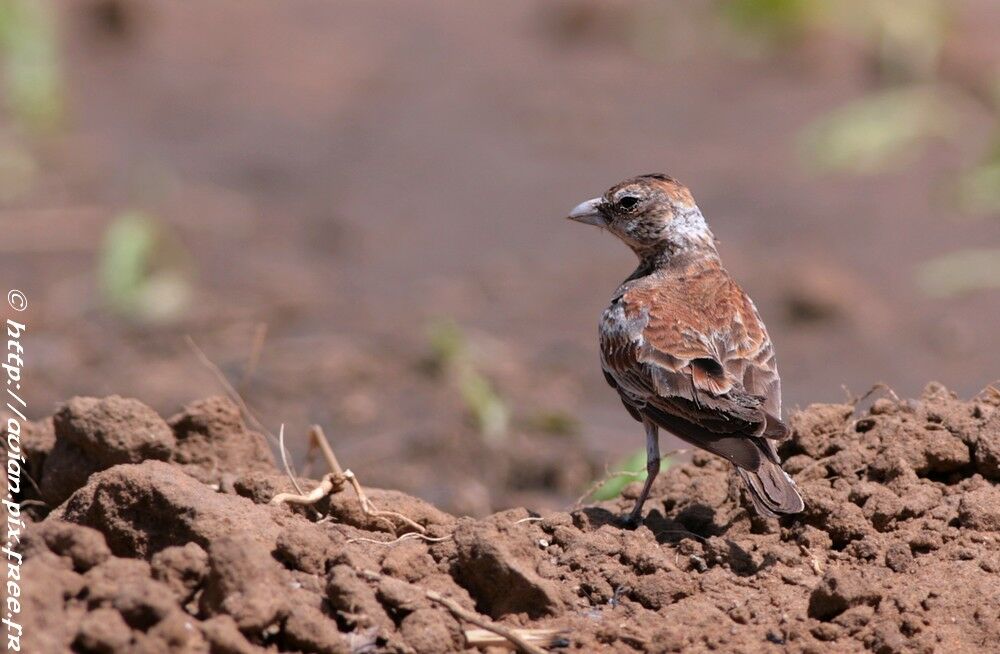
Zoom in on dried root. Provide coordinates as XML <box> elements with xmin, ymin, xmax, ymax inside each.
<box><xmin>269</xmin><ymin>425</ymin><xmax>427</xmax><ymax>535</ymax></box>
<box><xmin>464</xmin><ymin>628</ymin><xmax>561</xmax><ymax>652</ymax></box>
<box><xmin>357</xmin><ymin>569</ymin><xmax>554</xmax><ymax>654</ymax></box>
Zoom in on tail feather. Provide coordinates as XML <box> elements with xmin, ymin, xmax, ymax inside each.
<box><xmin>760</xmin><ymin>411</ymin><xmax>790</xmax><ymax>440</ymax></box>
<box><xmin>639</xmin><ymin>404</ymin><xmax>804</xmax><ymax>518</ymax></box>
<box><xmin>737</xmin><ymin>460</ymin><xmax>804</xmax><ymax>518</ymax></box>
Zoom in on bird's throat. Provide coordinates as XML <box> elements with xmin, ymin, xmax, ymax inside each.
<box><xmin>630</xmin><ymin>240</ymin><xmax>719</xmax><ymax>279</ymax></box>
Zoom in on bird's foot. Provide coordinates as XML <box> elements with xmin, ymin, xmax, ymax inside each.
<box><xmin>618</xmin><ymin>511</ymin><xmax>644</xmax><ymax>530</ymax></box>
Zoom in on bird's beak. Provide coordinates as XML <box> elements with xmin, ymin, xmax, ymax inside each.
<box><xmin>566</xmin><ymin>198</ymin><xmax>606</xmax><ymax>227</ymax></box>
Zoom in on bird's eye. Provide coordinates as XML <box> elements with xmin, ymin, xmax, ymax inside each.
<box><xmin>618</xmin><ymin>195</ymin><xmax>639</xmax><ymax>210</ymax></box>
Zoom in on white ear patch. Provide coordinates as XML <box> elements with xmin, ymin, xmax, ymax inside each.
<box><xmin>670</xmin><ymin>205</ymin><xmax>712</xmax><ymax>245</ymax></box>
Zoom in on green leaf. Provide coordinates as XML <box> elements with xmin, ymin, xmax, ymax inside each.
<box><xmin>424</xmin><ymin>320</ymin><xmax>464</xmax><ymax>372</ymax></box>
<box><xmin>0</xmin><ymin>0</ymin><xmax>64</xmax><ymax>134</ymax></box>
<box><xmin>798</xmin><ymin>87</ymin><xmax>950</xmax><ymax>175</ymax></box>
<box><xmin>915</xmin><ymin>249</ymin><xmax>1000</xmax><ymax>297</ymax></box>
<box><xmin>424</xmin><ymin>319</ymin><xmax>510</xmax><ymax>444</ymax></box>
<box><xmin>458</xmin><ymin>368</ymin><xmax>509</xmax><ymax>446</ymax></box>
<box><xmin>99</xmin><ymin>211</ymin><xmax>192</xmax><ymax>322</ymax></box>
<box><xmin>526</xmin><ymin>411</ymin><xmax>579</xmax><ymax>437</ymax></box>
<box><xmin>955</xmin><ymin>159</ymin><xmax>1000</xmax><ymax>215</ymax></box>
<box><xmin>721</xmin><ymin>0</ymin><xmax>820</xmax><ymax>46</ymax></box>
<box><xmin>590</xmin><ymin>449</ymin><xmax>670</xmax><ymax>501</ymax></box>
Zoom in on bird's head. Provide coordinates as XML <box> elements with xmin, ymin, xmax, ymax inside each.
<box><xmin>567</xmin><ymin>174</ymin><xmax>715</xmax><ymax>257</ymax></box>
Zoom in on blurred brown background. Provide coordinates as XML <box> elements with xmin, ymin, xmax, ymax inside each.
<box><xmin>2</xmin><ymin>0</ymin><xmax>998</xmax><ymax>514</ymax></box>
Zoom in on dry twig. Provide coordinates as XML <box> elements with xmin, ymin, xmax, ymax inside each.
<box><xmin>512</xmin><ymin>516</ymin><xmax>543</xmax><ymax>525</ymax></box>
<box><xmin>184</xmin><ymin>336</ymin><xmax>278</xmax><ymax>447</ymax></box>
<box><xmin>269</xmin><ymin>425</ymin><xmax>426</xmax><ymax>535</ymax></box>
<box><xmin>850</xmin><ymin>382</ymin><xmax>901</xmax><ymax>414</ymax></box>
<box><xmin>652</xmin><ymin>528</ymin><xmax>709</xmax><ymax>544</ymax></box>
<box><xmin>799</xmin><ymin>543</ymin><xmax>824</xmax><ymax>575</ymax></box>
<box><xmin>186</xmin><ymin>337</ymin><xmax>429</xmax><ymax>534</ymax></box>
<box><xmin>346</xmin><ymin>532</ymin><xmax>452</xmax><ymax>546</ymax></box>
<box><xmin>464</xmin><ymin>628</ymin><xmax>560</xmax><ymax>651</ymax></box>
<box><xmin>276</xmin><ymin>424</ymin><xmax>310</xmax><ymax>500</ymax></box>
<box><xmin>974</xmin><ymin>382</ymin><xmax>1000</xmax><ymax>403</ymax></box>
<box><xmin>309</xmin><ymin>424</ymin><xmax>344</xmax><ymax>475</ymax></box>
<box><xmin>21</xmin><ymin>469</ymin><xmax>43</xmax><ymax>499</ymax></box>
<box><xmin>357</xmin><ymin>569</ymin><xmax>549</xmax><ymax>654</ymax></box>
<box><xmin>239</xmin><ymin>322</ymin><xmax>268</xmax><ymax>389</ymax></box>
<box><xmin>186</xmin><ymin>336</ymin><xmax>312</xmax><ymax>505</ymax></box>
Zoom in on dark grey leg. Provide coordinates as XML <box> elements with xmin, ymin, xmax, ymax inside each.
<box><xmin>626</xmin><ymin>419</ymin><xmax>660</xmax><ymax>525</ymax></box>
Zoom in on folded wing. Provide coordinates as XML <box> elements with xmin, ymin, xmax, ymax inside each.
<box><xmin>600</xmin><ymin>263</ymin><xmax>803</xmax><ymax>516</ymax></box>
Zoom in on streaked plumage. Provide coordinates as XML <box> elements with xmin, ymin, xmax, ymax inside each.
<box><xmin>567</xmin><ymin>174</ymin><xmax>803</xmax><ymax>522</ymax></box>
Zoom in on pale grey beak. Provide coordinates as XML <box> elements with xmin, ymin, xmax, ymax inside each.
<box><xmin>567</xmin><ymin>197</ymin><xmax>606</xmax><ymax>227</ymax></box>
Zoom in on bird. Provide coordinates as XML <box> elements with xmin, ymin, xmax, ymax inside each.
<box><xmin>566</xmin><ymin>173</ymin><xmax>804</xmax><ymax>524</ymax></box>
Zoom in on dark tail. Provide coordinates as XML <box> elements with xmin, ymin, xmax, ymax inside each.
<box><xmin>638</xmin><ymin>403</ymin><xmax>804</xmax><ymax>518</ymax></box>
<box><xmin>737</xmin><ymin>460</ymin><xmax>804</xmax><ymax>518</ymax></box>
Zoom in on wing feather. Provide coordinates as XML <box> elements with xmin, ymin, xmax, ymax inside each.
<box><xmin>599</xmin><ymin>261</ymin><xmax>790</xmax><ymax>471</ymax></box>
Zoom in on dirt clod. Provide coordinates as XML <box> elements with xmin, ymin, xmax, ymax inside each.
<box><xmin>958</xmin><ymin>485</ymin><xmax>1000</xmax><ymax>531</ymax></box>
<box><xmin>41</xmin><ymin>396</ymin><xmax>174</xmax><ymax>506</ymax></box>
<box><xmin>168</xmin><ymin>396</ymin><xmax>275</xmax><ymax>484</ymax></box>
<box><xmin>282</xmin><ymin>604</ymin><xmax>349</xmax><ymax>654</ymax></box>
<box><xmin>199</xmin><ymin>536</ymin><xmax>289</xmax><ymax>632</ymax></box>
<box><xmin>199</xmin><ymin>615</ymin><xmax>264</xmax><ymax>654</ymax></box>
<box><xmin>57</xmin><ymin>460</ymin><xmax>281</xmax><ymax>557</ymax></box>
<box><xmin>808</xmin><ymin>569</ymin><xmax>882</xmax><ymax>620</ymax></box>
<box><xmin>20</xmin><ymin>386</ymin><xmax>1000</xmax><ymax>652</ymax></box>
<box><xmin>151</xmin><ymin>543</ymin><xmax>209</xmax><ymax>603</ymax></box>
<box><xmin>74</xmin><ymin>607</ymin><xmax>133</xmax><ymax>653</ymax></box>
<box><xmin>451</xmin><ymin>515</ymin><xmax>567</xmax><ymax>618</ymax></box>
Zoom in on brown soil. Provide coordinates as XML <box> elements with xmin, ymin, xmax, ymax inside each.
<box><xmin>17</xmin><ymin>383</ymin><xmax>1000</xmax><ymax>653</ymax></box>
<box><xmin>11</xmin><ymin>1</ymin><xmax>1000</xmax><ymax>519</ymax></box>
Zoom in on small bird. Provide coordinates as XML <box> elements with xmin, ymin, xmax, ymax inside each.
<box><xmin>567</xmin><ymin>174</ymin><xmax>804</xmax><ymax>524</ymax></box>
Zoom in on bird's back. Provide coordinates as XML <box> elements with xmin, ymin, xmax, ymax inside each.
<box><xmin>601</xmin><ymin>257</ymin><xmax>779</xmax><ymax>409</ymax></box>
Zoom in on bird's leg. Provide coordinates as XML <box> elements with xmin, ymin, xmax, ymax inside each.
<box><xmin>625</xmin><ymin>419</ymin><xmax>660</xmax><ymax>526</ymax></box>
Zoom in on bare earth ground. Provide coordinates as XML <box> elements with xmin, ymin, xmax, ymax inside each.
<box><xmin>6</xmin><ymin>1</ymin><xmax>1000</xmax><ymax>517</ymax></box>
<box><xmin>16</xmin><ymin>383</ymin><xmax>1000</xmax><ymax>653</ymax></box>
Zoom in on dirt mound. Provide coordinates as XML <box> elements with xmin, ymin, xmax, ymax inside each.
<box><xmin>16</xmin><ymin>384</ymin><xmax>1000</xmax><ymax>653</ymax></box>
